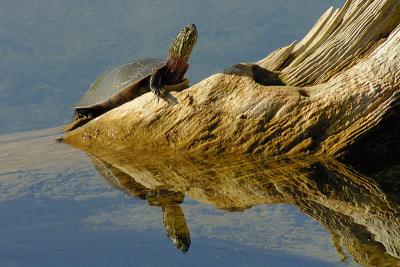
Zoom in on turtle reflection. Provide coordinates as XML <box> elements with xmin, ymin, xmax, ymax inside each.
<box><xmin>82</xmin><ymin>148</ymin><xmax>400</xmax><ymax>265</ymax></box>
<box><xmin>90</xmin><ymin>156</ymin><xmax>191</xmax><ymax>253</ymax></box>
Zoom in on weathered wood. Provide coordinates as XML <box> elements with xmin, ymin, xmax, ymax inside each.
<box><xmin>62</xmin><ymin>0</ymin><xmax>400</xmax><ymax>159</ymax></box>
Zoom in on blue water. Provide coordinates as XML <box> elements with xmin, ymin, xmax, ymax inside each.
<box><xmin>0</xmin><ymin>0</ymin><xmax>344</xmax><ymax>134</ymax></box>
<box><xmin>1</xmin><ymin>1</ymin><xmax>399</xmax><ymax>266</ymax></box>
<box><xmin>0</xmin><ymin>199</ymin><xmax>335</xmax><ymax>267</ymax></box>
<box><xmin>0</xmin><ymin>129</ymin><xmax>337</xmax><ymax>266</ymax></box>
<box><xmin>1</xmin><ymin>129</ymin><xmax>399</xmax><ymax>266</ymax></box>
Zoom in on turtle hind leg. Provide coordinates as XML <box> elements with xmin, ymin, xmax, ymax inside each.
<box><xmin>64</xmin><ymin>106</ymin><xmax>106</xmax><ymax>132</ymax></box>
<box><xmin>63</xmin><ymin>116</ymin><xmax>93</xmax><ymax>132</ymax></box>
<box><xmin>73</xmin><ymin>107</ymin><xmax>98</xmax><ymax>120</ymax></box>
<box><xmin>63</xmin><ymin>107</ymin><xmax>94</xmax><ymax>132</ymax></box>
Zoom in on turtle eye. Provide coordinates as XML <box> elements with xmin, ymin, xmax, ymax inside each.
<box><xmin>183</xmin><ymin>24</ymin><xmax>196</xmax><ymax>34</ymax></box>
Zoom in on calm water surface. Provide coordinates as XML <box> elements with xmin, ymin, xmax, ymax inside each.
<box><xmin>1</xmin><ymin>0</ymin><xmax>399</xmax><ymax>266</ymax></box>
<box><xmin>0</xmin><ymin>0</ymin><xmax>345</xmax><ymax>134</ymax></box>
<box><xmin>1</xmin><ymin>128</ymin><xmax>399</xmax><ymax>266</ymax></box>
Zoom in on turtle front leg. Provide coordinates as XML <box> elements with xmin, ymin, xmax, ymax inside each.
<box><xmin>150</xmin><ymin>69</ymin><xmax>167</xmax><ymax>101</ymax></box>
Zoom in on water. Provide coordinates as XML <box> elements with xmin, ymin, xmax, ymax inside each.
<box><xmin>1</xmin><ymin>128</ymin><xmax>399</xmax><ymax>266</ymax></box>
<box><xmin>2</xmin><ymin>1</ymin><xmax>399</xmax><ymax>266</ymax></box>
<box><xmin>0</xmin><ymin>0</ymin><xmax>345</xmax><ymax>134</ymax></box>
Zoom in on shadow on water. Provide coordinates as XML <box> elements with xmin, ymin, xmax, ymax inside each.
<box><xmin>81</xmin><ymin>144</ymin><xmax>400</xmax><ymax>266</ymax></box>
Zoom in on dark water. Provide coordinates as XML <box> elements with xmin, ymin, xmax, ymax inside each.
<box><xmin>1</xmin><ymin>128</ymin><xmax>399</xmax><ymax>266</ymax></box>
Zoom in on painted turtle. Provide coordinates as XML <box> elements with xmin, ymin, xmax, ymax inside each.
<box><xmin>64</xmin><ymin>24</ymin><xmax>198</xmax><ymax>131</ymax></box>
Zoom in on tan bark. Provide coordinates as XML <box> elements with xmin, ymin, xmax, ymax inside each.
<box><xmin>62</xmin><ymin>0</ymin><xmax>400</xmax><ymax>158</ymax></box>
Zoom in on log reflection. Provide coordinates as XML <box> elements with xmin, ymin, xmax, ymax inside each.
<box><xmin>85</xmin><ymin>147</ymin><xmax>400</xmax><ymax>265</ymax></box>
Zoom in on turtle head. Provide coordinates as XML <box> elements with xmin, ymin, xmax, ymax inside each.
<box><xmin>169</xmin><ymin>24</ymin><xmax>198</xmax><ymax>62</ymax></box>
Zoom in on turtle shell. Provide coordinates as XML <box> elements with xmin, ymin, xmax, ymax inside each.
<box><xmin>75</xmin><ymin>58</ymin><xmax>166</xmax><ymax>107</ymax></box>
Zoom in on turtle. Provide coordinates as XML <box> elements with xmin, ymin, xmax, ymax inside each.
<box><xmin>64</xmin><ymin>24</ymin><xmax>198</xmax><ymax>132</ymax></box>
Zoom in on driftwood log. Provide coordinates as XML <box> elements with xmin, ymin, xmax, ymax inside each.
<box><xmin>63</xmin><ymin>0</ymin><xmax>400</xmax><ymax>160</ymax></box>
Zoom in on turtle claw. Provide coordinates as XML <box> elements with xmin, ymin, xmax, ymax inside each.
<box><xmin>154</xmin><ymin>87</ymin><xmax>167</xmax><ymax>103</ymax></box>
<box><xmin>150</xmin><ymin>70</ymin><xmax>168</xmax><ymax>103</ymax></box>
